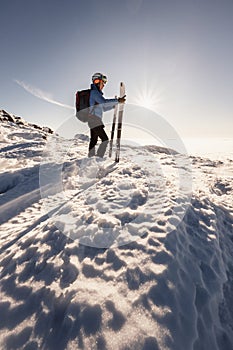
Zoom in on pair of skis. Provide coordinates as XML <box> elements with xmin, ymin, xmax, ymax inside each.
<box><xmin>109</xmin><ymin>82</ymin><xmax>125</xmax><ymax>163</ymax></box>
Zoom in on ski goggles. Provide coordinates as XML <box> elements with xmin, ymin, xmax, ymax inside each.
<box><xmin>101</xmin><ymin>75</ymin><xmax>107</xmax><ymax>84</ymax></box>
<box><xmin>94</xmin><ymin>77</ymin><xmax>107</xmax><ymax>85</ymax></box>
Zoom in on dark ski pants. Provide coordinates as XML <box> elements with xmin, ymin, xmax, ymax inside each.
<box><xmin>88</xmin><ymin>125</ymin><xmax>109</xmax><ymax>158</ymax></box>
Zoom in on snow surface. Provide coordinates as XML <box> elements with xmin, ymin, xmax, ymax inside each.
<box><xmin>0</xmin><ymin>110</ymin><xmax>233</xmax><ymax>350</ymax></box>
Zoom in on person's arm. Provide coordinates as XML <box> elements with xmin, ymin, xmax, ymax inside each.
<box><xmin>103</xmin><ymin>94</ymin><xmax>126</xmax><ymax>111</ymax></box>
<box><xmin>93</xmin><ymin>90</ymin><xmax>118</xmax><ymax>105</ymax></box>
<box><xmin>92</xmin><ymin>90</ymin><xmax>118</xmax><ymax>111</ymax></box>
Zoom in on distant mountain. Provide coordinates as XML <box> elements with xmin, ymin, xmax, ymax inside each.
<box><xmin>0</xmin><ymin>109</ymin><xmax>53</xmax><ymax>135</ymax></box>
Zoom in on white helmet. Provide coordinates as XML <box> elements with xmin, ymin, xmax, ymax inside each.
<box><xmin>92</xmin><ymin>72</ymin><xmax>108</xmax><ymax>84</ymax></box>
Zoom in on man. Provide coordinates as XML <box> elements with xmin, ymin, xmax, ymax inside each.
<box><xmin>88</xmin><ymin>72</ymin><xmax>126</xmax><ymax>158</ymax></box>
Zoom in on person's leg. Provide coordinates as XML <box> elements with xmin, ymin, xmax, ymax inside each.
<box><xmin>96</xmin><ymin>126</ymin><xmax>109</xmax><ymax>158</ymax></box>
<box><xmin>88</xmin><ymin>128</ymin><xmax>98</xmax><ymax>157</ymax></box>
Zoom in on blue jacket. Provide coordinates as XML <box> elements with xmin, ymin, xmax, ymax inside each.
<box><xmin>89</xmin><ymin>84</ymin><xmax>118</xmax><ymax>120</ymax></box>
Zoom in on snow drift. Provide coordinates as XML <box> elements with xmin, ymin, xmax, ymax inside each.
<box><xmin>0</xmin><ymin>110</ymin><xmax>233</xmax><ymax>350</ymax></box>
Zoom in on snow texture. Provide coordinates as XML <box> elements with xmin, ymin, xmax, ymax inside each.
<box><xmin>0</xmin><ymin>110</ymin><xmax>233</xmax><ymax>350</ymax></box>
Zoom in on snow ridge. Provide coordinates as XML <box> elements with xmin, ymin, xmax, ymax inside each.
<box><xmin>0</xmin><ymin>111</ymin><xmax>233</xmax><ymax>350</ymax></box>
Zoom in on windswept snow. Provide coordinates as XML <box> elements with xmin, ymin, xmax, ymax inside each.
<box><xmin>0</xmin><ymin>111</ymin><xmax>233</xmax><ymax>350</ymax></box>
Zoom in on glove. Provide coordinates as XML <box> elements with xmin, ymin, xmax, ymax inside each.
<box><xmin>118</xmin><ymin>95</ymin><xmax>126</xmax><ymax>103</ymax></box>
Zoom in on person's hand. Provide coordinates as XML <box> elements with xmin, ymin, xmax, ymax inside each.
<box><xmin>118</xmin><ymin>95</ymin><xmax>126</xmax><ymax>103</ymax></box>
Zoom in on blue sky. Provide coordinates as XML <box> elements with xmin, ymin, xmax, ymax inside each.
<box><xmin>1</xmin><ymin>0</ymin><xmax>233</xmax><ymax>138</ymax></box>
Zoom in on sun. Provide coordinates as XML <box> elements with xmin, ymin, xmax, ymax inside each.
<box><xmin>134</xmin><ymin>86</ymin><xmax>161</xmax><ymax>111</ymax></box>
<box><xmin>138</xmin><ymin>95</ymin><xmax>156</xmax><ymax>110</ymax></box>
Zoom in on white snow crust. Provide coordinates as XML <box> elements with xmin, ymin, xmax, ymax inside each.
<box><xmin>0</xmin><ymin>110</ymin><xmax>233</xmax><ymax>350</ymax></box>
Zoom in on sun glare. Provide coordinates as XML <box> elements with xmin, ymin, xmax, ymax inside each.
<box><xmin>134</xmin><ymin>86</ymin><xmax>161</xmax><ymax>111</ymax></box>
<box><xmin>138</xmin><ymin>95</ymin><xmax>155</xmax><ymax>110</ymax></box>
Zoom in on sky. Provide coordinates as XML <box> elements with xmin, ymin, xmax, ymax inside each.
<box><xmin>1</xmin><ymin>0</ymin><xmax>233</xmax><ymax>141</ymax></box>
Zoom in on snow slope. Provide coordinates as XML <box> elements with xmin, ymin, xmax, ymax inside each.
<box><xmin>0</xmin><ymin>110</ymin><xmax>233</xmax><ymax>350</ymax></box>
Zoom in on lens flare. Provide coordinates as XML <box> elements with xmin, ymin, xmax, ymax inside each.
<box><xmin>133</xmin><ymin>85</ymin><xmax>162</xmax><ymax>111</ymax></box>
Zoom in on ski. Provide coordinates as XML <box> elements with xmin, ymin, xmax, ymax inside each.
<box><xmin>115</xmin><ymin>82</ymin><xmax>125</xmax><ymax>163</ymax></box>
<box><xmin>109</xmin><ymin>95</ymin><xmax>118</xmax><ymax>158</ymax></box>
